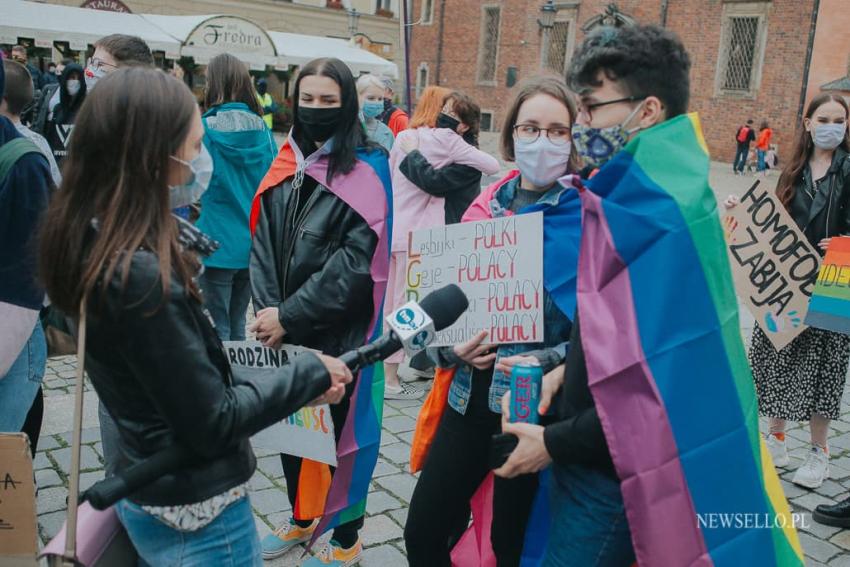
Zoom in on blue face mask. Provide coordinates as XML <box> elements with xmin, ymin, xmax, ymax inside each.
<box><xmin>812</xmin><ymin>123</ymin><xmax>847</xmax><ymax>150</ymax></box>
<box><xmin>169</xmin><ymin>145</ymin><xmax>213</xmax><ymax>208</ymax></box>
<box><xmin>362</xmin><ymin>100</ymin><xmax>384</xmax><ymax>119</ymax></box>
<box><xmin>572</xmin><ymin>103</ymin><xmax>644</xmax><ymax>169</ymax></box>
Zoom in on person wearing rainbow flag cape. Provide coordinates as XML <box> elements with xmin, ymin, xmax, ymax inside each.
<box><xmin>497</xmin><ymin>25</ymin><xmax>805</xmax><ymax>566</ymax></box>
<box><xmin>249</xmin><ymin>58</ymin><xmax>392</xmax><ymax>566</ymax></box>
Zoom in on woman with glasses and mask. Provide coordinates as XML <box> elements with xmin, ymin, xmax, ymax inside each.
<box><xmin>404</xmin><ymin>76</ymin><xmax>580</xmax><ymax>567</ymax></box>
<box><xmin>249</xmin><ymin>57</ymin><xmax>392</xmax><ymax>566</ymax></box>
<box><xmin>38</xmin><ymin>67</ymin><xmax>351</xmax><ymax>566</ymax></box>
<box><xmin>383</xmin><ymin>88</ymin><xmax>501</xmax><ymax>400</ymax></box>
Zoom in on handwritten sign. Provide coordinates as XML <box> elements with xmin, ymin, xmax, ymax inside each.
<box><xmin>0</xmin><ymin>434</ymin><xmax>37</xmax><ymax>566</ymax></box>
<box><xmin>405</xmin><ymin>213</ymin><xmax>544</xmax><ymax>346</ymax></box>
<box><xmin>224</xmin><ymin>341</ymin><xmax>337</xmax><ymax>466</ymax></box>
<box><xmin>723</xmin><ymin>181</ymin><xmax>821</xmax><ymax>349</ymax></box>
<box><xmin>805</xmin><ymin>237</ymin><xmax>850</xmax><ymax>334</ymax></box>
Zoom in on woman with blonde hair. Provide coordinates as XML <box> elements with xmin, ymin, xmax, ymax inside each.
<box><xmin>357</xmin><ymin>74</ymin><xmax>394</xmax><ymax>150</ymax></box>
<box><xmin>383</xmin><ymin>87</ymin><xmax>500</xmax><ymax>399</ymax></box>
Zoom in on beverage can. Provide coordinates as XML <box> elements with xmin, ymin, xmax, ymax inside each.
<box><xmin>509</xmin><ymin>362</ymin><xmax>543</xmax><ymax>424</ymax></box>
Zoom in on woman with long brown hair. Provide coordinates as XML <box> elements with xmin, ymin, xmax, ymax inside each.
<box><xmin>197</xmin><ymin>53</ymin><xmax>276</xmax><ymax>342</ymax></box>
<box><xmin>38</xmin><ymin>66</ymin><xmax>350</xmax><ymax>565</ymax></box>
<box><xmin>727</xmin><ymin>93</ymin><xmax>850</xmax><ymax>490</ymax></box>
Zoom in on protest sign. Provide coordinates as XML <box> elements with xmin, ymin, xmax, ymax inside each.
<box><xmin>224</xmin><ymin>341</ymin><xmax>336</xmax><ymax>466</ymax></box>
<box><xmin>0</xmin><ymin>434</ymin><xmax>37</xmax><ymax>567</ymax></box>
<box><xmin>805</xmin><ymin>236</ymin><xmax>850</xmax><ymax>334</ymax></box>
<box><xmin>405</xmin><ymin>213</ymin><xmax>543</xmax><ymax>346</ymax></box>
<box><xmin>723</xmin><ymin>181</ymin><xmax>820</xmax><ymax>350</ymax></box>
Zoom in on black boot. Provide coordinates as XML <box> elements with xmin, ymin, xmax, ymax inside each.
<box><xmin>813</xmin><ymin>496</ymin><xmax>850</xmax><ymax>527</ymax></box>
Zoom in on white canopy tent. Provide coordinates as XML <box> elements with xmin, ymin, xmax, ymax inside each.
<box><xmin>268</xmin><ymin>31</ymin><xmax>398</xmax><ymax>78</ymax></box>
<box><xmin>0</xmin><ymin>0</ymin><xmax>181</xmax><ymax>56</ymax></box>
<box><xmin>2</xmin><ymin>0</ymin><xmax>399</xmax><ymax>77</ymax></box>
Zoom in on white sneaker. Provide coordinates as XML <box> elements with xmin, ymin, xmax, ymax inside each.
<box><xmin>792</xmin><ymin>446</ymin><xmax>829</xmax><ymax>488</ymax></box>
<box><xmin>384</xmin><ymin>382</ymin><xmax>424</xmax><ymax>400</ymax></box>
<box><xmin>765</xmin><ymin>433</ymin><xmax>790</xmax><ymax>468</ymax></box>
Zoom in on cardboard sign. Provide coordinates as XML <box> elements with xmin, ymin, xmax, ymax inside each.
<box><xmin>0</xmin><ymin>434</ymin><xmax>37</xmax><ymax>567</ymax></box>
<box><xmin>223</xmin><ymin>341</ymin><xmax>337</xmax><ymax>466</ymax></box>
<box><xmin>723</xmin><ymin>181</ymin><xmax>821</xmax><ymax>349</ymax></box>
<box><xmin>805</xmin><ymin>236</ymin><xmax>850</xmax><ymax>334</ymax></box>
<box><xmin>405</xmin><ymin>213</ymin><xmax>544</xmax><ymax>346</ymax></box>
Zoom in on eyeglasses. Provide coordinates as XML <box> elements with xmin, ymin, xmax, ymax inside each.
<box><xmin>86</xmin><ymin>57</ymin><xmax>118</xmax><ymax>73</ymax></box>
<box><xmin>577</xmin><ymin>95</ymin><xmax>646</xmax><ymax>122</ymax></box>
<box><xmin>513</xmin><ymin>124</ymin><xmax>572</xmax><ymax>146</ymax></box>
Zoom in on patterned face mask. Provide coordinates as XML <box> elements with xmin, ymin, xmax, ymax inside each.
<box><xmin>572</xmin><ymin>102</ymin><xmax>644</xmax><ymax>169</ymax></box>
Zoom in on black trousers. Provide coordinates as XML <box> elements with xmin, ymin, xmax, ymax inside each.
<box><xmin>279</xmin><ymin>389</ymin><xmax>363</xmax><ymax>548</ymax></box>
<box><xmin>733</xmin><ymin>143</ymin><xmax>749</xmax><ymax>173</ymax></box>
<box><xmin>22</xmin><ymin>387</ymin><xmax>43</xmax><ymax>458</ymax></box>
<box><xmin>405</xmin><ymin>371</ymin><xmax>539</xmax><ymax>567</ymax></box>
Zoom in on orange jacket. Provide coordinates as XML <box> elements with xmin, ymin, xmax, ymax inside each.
<box><xmin>756</xmin><ymin>128</ymin><xmax>773</xmax><ymax>150</ymax></box>
<box><xmin>386</xmin><ymin>108</ymin><xmax>409</xmax><ymax>136</ymax></box>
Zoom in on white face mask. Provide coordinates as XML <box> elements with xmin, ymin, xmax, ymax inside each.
<box><xmin>513</xmin><ymin>136</ymin><xmax>572</xmax><ymax>189</ymax></box>
<box><xmin>66</xmin><ymin>79</ymin><xmax>81</xmax><ymax>97</ymax></box>
<box><xmin>169</xmin><ymin>145</ymin><xmax>214</xmax><ymax>208</ymax></box>
<box><xmin>811</xmin><ymin>123</ymin><xmax>847</xmax><ymax>150</ymax></box>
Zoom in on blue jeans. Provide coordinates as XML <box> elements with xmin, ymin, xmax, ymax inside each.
<box><xmin>115</xmin><ymin>496</ymin><xmax>262</xmax><ymax>567</ymax></box>
<box><xmin>0</xmin><ymin>323</ymin><xmax>46</xmax><ymax>432</ymax></box>
<box><xmin>757</xmin><ymin>149</ymin><xmax>766</xmax><ymax>172</ymax></box>
<box><xmin>199</xmin><ymin>267</ymin><xmax>251</xmax><ymax>341</ymax></box>
<box><xmin>544</xmin><ymin>465</ymin><xmax>634</xmax><ymax>567</ymax></box>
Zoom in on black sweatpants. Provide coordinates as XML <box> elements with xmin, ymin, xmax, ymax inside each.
<box><xmin>279</xmin><ymin>388</ymin><xmax>363</xmax><ymax>548</ymax></box>
<box><xmin>405</xmin><ymin>370</ymin><xmax>539</xmax><ymax>567</ymax></box>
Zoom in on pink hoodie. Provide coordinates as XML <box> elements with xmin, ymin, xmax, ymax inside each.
<box><xmin>389</xmin><ymin>127</ymin><xmax>501</xmax><ymax>252</ymax></box>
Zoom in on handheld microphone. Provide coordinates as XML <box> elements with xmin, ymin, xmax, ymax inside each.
<box><xmin>339</xmin><ymin>284</ymin><xmax>468</xmax><ymax>371</ymax></box>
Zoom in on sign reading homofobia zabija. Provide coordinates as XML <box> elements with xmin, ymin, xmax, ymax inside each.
<box><xmin>722</xmin><ymin>181</ymin><xmax>821</xmax><ymax>350</ymax></box>
<box><xmin>404</xmin><ymin>213</ymin><xmax>544</xmax><ymax>347</ymax></box>
<box><xmin>224</xmin><ymin>341</ymin><xmax>336</xmax><ymax>466</ymax></box>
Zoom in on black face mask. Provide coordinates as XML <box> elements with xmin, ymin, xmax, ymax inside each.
<box><xmin>298</xmin><ymin>106</ymin><xmax>341</xmax><ymax>142</ymax></box>
<box><xmin>437</xmin><ymin>112</ymin><xmax>461</xmax><ymax>133</ymax></box>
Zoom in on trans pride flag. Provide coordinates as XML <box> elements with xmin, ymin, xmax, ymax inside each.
<box><xmin>578</xmin><ymin>113</ymin><xmax>804</xmax><ymax>566</ymax></box>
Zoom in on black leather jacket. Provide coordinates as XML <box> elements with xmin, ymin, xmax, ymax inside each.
<box><xmin>84</xmin><ymin>251</ymin><xmax>331</xmax><ymax>506</ymax></box>
<box><xmin>250</xmin><ymin>176</ymin><xmax>377</xmax><ymax>356</ymax></box>
<box><xmin>788</xmin><ymin>147</ymin><xmax>850</xmax><ymax>251</ymax></box>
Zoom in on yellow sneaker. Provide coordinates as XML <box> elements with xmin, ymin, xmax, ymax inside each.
<box><xmin>261</xmin><ymin>517</ymin><xmax>318</xmax><ymax>560</ymax></box>
<box><xmin>301</xmin><ymin>539</ymin><xmax>363</xmax><ymax>567</ymax></box>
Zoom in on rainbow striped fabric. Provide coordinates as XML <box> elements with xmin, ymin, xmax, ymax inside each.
<box><xmin>806</xmin><ymin>236</ymin><xmax>850</xmax><ymax>333</ymax></box>
<box><xmin>578</xmin><ymin>114</ymin><xmax>804</xmax><ymax>566</ymax></box>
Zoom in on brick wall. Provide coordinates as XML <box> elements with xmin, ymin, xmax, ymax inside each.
<box><xmin>409</xmin><ymin>0</ymin><xmax>818</xmax><ymax>163</ymax></box>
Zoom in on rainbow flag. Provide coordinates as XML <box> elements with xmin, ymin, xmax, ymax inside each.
<box><xmin>578</xmin><ymin>114</ymin><xmax>804</xmax><ymax>566</ymax></box>
<box><xmin>251</xmin><ymin>142</ymin><xmax>392</xmax><ymax>542</ymax></box>
<box><xmin>805</xmin><ymin>236</ymin><xmax>850</xmax><ymax>333</ymax></box>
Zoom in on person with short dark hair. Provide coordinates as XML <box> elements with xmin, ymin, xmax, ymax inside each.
<box><xmin>1</xmin><ymin>60</ymin><xmax>61</xmax><ymax>186</ymax></box>
<box><xmin>734</xmin><ymin>118</ymin><xmax>756</xmax><ymax>175</ymax></box>
<box><xmin>10</xmin><ymin>45</ymin><xmax>43</xmax><ymax>90</ymax></box>
<box><xmin>44</xmin><ymin>62</ymin><xmax>58</xmax><ymax>86</ymax></box>
<box><xmin>495</xmin><ymin>24</ymin><xmax>692</xmax><ymax>565</ymax></box>
<box><xmin>0</xmin><ymin>58</ymin><xmax>52</xmax><ymax>447</ymax></box>
<box><xmin>85</xmin><ymin>34</ymin><xmax>154</xmax><ymax>91</ymax></box>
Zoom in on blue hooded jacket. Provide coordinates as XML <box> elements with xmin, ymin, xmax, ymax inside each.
<box><xmin>197</xmin><ymin>102</ymin><xmax>277</xmax><ymax>268</ymax></box>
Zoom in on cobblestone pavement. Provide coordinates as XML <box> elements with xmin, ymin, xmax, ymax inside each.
<box><xmin>32</xmin><ymin>158</ymin><xmax>850</xmax><ymax>566</ymax></box>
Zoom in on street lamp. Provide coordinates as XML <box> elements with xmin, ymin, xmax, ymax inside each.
<box><xmin>348</xmin><ymin>8</ymin><xmax>360</xmax><ymax>37</ymax></box>
<box><xmin>537</xmin><ymin>0</ymin><xmax>556</xmax><ymax>30</ymax></box>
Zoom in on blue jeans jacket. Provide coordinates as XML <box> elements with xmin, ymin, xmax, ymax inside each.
<box><xmin>436</xmin><ymin>177</ymin><xmax>573</xmax><ymax>414</ymax></box>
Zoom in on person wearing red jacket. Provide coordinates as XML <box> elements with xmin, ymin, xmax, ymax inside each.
<box><xmin>379</xmin><ymin>77</ymin><xmax>409</xmax><ymax>136</ymax></box>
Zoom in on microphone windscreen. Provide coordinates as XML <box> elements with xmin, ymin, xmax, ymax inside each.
<box><xmin>419</xmin><ymin>284</ymin><xmax>469</xmax><ymax>331</ymax></box>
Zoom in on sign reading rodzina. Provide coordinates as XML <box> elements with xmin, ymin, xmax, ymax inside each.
<box><xmin>723</xmin><ymin>181</ymin><xmax>821</xmax><ymax>350</ymax></box>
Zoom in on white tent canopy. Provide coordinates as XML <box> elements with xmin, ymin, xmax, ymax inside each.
<box><xmin>268</xmin><ymin>31</ymin><xmax>398</xmax><ymax>78</ymax></box>
<box><xmin>0</xmin><ymin>0</ymin><xmax>181</xmax><ymax>55</ymax></box>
